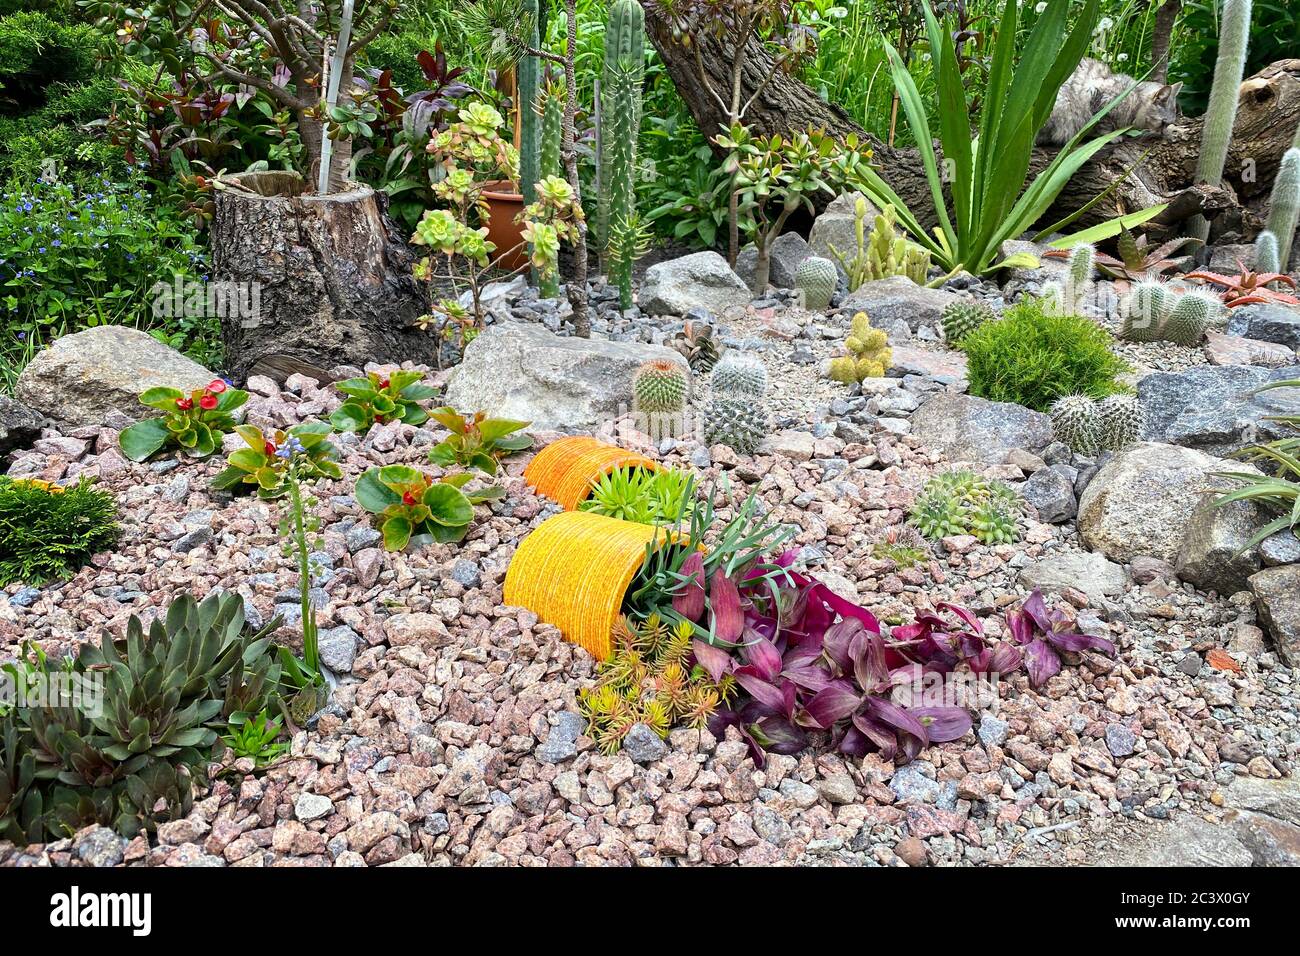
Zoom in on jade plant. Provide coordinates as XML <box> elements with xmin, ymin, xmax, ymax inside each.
<box><xmin>355</xmin><ymin>465</ymin><xmax>503</xmax><ymax>550</ymax></box>
<box><xmin>330</xmin><ymin>369</ymin><xmax>439</xmax><ymax>432</ymax></box>
<box><xmin>428</xmin><ymin>407</ymin><xmax>532</xmax><ymax>475</ymax></box>
<box><xmin>119</xmin><ymin>380</ymin><xmax>248</xmax><ymax>461</ymax></box>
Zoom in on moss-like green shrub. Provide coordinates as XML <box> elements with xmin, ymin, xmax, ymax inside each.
<box><xmin>0</xmin><ymin>477</ymin><xmax>119</xmax><ymax>586</ymax></box>
<box><xmin>961</xmin><ymin>297</ymin><xmax>1129</xmax><ymax>412</ymax></box>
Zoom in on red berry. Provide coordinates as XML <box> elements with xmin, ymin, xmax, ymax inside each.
<box><xmin>207</xmin><ymin>379</ymin><xmax>227</xmax><ymax>394</ymax></box>
<box><xmin>402</xmin><ymin>490</ymin><xmax>417</xmax><ymax>506</ymax></box>
<box><xmin>176</xmin><ymin>397</ymin><xmax>193</xmax><ymax>411</ymax></box>
<box><xmin>199</xmin><ymin>394</ymin><xmax>218</xmax><ymax>410</ymax></box>
<box><xmin>264</xmin><ymin>441</ymin><xmax>277</xmax><ymax>456</ymax></box>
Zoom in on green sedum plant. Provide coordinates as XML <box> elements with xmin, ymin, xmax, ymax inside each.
<box><xmin>221</xmin><ymin>709</ymin><xmax>289</xmax><ymax>768</ymax></box>
<box><xmin>329</xmin><ymin>370</ymin><xmax>439</xmax><ymax>432</ymax></box>
<box><xmin>962</xmin><ymin>296</ymin><xmax>1129</xmax><ymax>412</ymax></box>
<box><xmin>356</xmin><ymin>465</ymin><xmax>503</xmax><ymax>550</ymax></box>
<box><xmin>119</xmin><ymin>380</ymin><xmax>247</xmax><ymax>462</ymax></box>
<box><xmin>428</xmin><ymin>407</ymin><xmax>533</xmax><ymax>475</ymax></box>
<box><xmin>579</xmin><ymin>466</ymin><xmax>694</xmax><ymax>526</ymax></box>
<box><xmin>909</xmin><ymin>470</ymin><xmax>1022</xmax><ymax>545</ymax></box>
<box><xmin>0</xmin><ymin>477</ymin><xmax>118</xmax><ymax>586</ymax></box>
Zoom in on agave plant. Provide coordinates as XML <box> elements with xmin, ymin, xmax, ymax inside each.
<box><xmin>1185</xmin><ymin>261</ymin><xmax>1300</xmax><ymax>308</ymax></box>
<box><xmin>1214</xmin><ymin>379</ymin><xmax>1300</xmax><ymax>550</ymax></box>
<box><xmin>1046</xmin><ymin>229</ymin><xmax>1201</xmax><ymax>282</ymax></box>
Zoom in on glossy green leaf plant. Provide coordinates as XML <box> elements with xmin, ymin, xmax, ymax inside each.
<box><xmin>428</xmin><ymin>407</ymin><xmax>532</xmax><ymax>475</ymax></box>
<box><xmin>119</xmin><ymin>380</ymin><xmax>248</xmax><ymax>462</ymax></box>
<box><xmin>329</xmin><ymin>369</ymin><xmax>439</xmax><ymax>432</ymax></box>
<box><xmin>355</xmin><ymin>464</ymin><xmax>504</xmax><ymax>551</ymax></box>
<box><xmin>211</xmin><ymin>422</ymin><xmax>343</xmax><ymax>498</ymax></box>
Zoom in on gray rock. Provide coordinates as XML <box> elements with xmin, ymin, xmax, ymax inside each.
<box><xmin>16</xmin><ymin>326</ymin><xmax>215</xmax><ymax>427</ymax></box>
<box><xmin>537</xmin><ymin>711</ymin><xmax>586</xmax><ymax>763</ymax></box>
<box><xmin>1229</xmin><ymin>810</ymin><xmax>1300</xmax><ymax>866</ymax></box>
<box><xmin>1078</xmin><ymin>442</ymin><xmax>1244</xmax><ymax>564</ymax></box>
<box><xmin>1018</xmin><ymin>550</ymin><xmax>1127</xmax><ymax>602</ymax></box>
<box><xmin>9</xmin><ymin>586</ymin><xmax>40</xmax><ymax>608</ymax></box>
<box><xmin>449</xmin><ymin>558</ymin><xmax>481</xmax><ymax>588</ymax></box>
<box><xmin>445</xmin><ymin>322</ymin><xmax>689</xmax><ymax>431</ymax></box>
<box><xmin>808</xmin><ymin>192</ymin><xmax>878</xmax><ymax>264</ymax></box>
<box><xmin>318</xmin><ymin>626</ymin><xmax>360</xmax><ymax>673</ymax></box>
<box><xmin>910</xmin><ymin>392</ymin><xmax>1053</xmax><ymax>466</ymax></box>
<box><xmin>978</xmin><ymin>714</ymin><xmax>1009</xmax><ymax>748</ymax></box>
<box><xmin>0</xmin><ymin>396</ymin><xmax>42</xmax><ymax>455</ymax></box>
<box><xmin>295</xmin><ymin>792</ymin><xmax>334</xmax><ymax>822</ymax></box>
<box><xmin>639</xmin><ymin>252</ymin><xmax>752</xmax><ymax>316</ymax></box>
<box><xmin>1105</xmin><ymin>723</ymin><xmax>1137</xmax><ymax>757</ymax></box>
<box><xmin>1139</xmin><ymin>364</ymin><xmax>1300</xmax><ymax>457</ymax></box>
<box><xmin>1260</xmin><ymin>530</ymin><xmax>1300</xmax><ymax>567</ymax></box>
<box><xmin>842</xmin><ymin>276</ymin><xmax>960</xmax><ymax>332</ymax></box>
<box><xmin>1224</xmin><ymin>777</ymin><xmax>1300</xmax><ymax>826</ymax></box>
<box><xmin>778</xmin><ymin>779</ymin><xmax>820</xmax><ymax>809</ymax></box>
<box><xmin>997</xmin><ymin>239</ymin><xmax>1071</xmax><ymax>286</ymax></box>
<box><xmin>1020</xmin><ymin>465</ymin><xmax>1077</xmax><ymax>523</ymax></box>
<box><xmin>889</xmin><ymin>765</ymin><xmax>940</xmax><ymax>804</ymax></box>
<box><xmin>1174</xmin><ymin>490</ymin><xmax>1264</xmax><ymax>594</ymax></box>
<box><xmin>1226</xmin><ymin>303</ymin><xmax>1300</xmax><ymax>351</ymax></box>
<box><xmin>74</xmin><ymin>825</ymin><xmax>128</xmax><ymax>867</ymax></box>
<box><xmin>622</xmin><ymin>722</ymin><xmax>669</xmax><ymax>763</ymax></box>
<box><xmin>345</xmin><ymin>524</ymin><xmax>382</xmax><ymax>553</ymax></box>
<box><xmin>1249</xmin><ymin>565</ymin><xmax>1300</xmax><ymax>668</ymax></box>
<box><xmin>172</xmin><ymin>527</ymin><xmax>213</xmax><ymax>554</ymax></box>
<box><xmin>735</xmin><ymin>232</ymin><xmax>812</xmax><ymax>290</ymax></box>
<box><xmin>1118</xmin><ymin>816</ymin><xmax>1254</xmax><ymax>867</ymax></box>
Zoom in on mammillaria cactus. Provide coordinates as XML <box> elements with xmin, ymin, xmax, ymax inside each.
<box><xmin>1121</xmin><ymin>281</ymin><xmax>1225</xmax><ymax>346</ymax></box>
<box><xmin>710</xmin><ymin>352</ymin><xmax>768</xmax><ymax>397</ymax></box>
<box><xmin>829</xmin><ymin>311</ymin><xmax>892</xmax><ymax>384</ymax></box>
<box><xmin>1188</xmin><ymin>0</ymin><xmax>1252</xmax><ymax>242</ymax></box>
<box><xmin>941</xmin><ymin>299</ymin><xmax>995</xmax><ymax>346</ymax></box>
<box><xmin>796</xmin><ymin>256</ymin><xmax>837</xmax><ymax>311</ymax></box>
<box><xmin>703</xmin><ymin>396</ymin><xmax>768</xmax><ymax>455</ymax></box>
<box><xmin>1164</xmin><ymin>288</ymin><xmax>1224</xmax><ymax>345</ymax></box>
<box><xmin>1120</xmin><ymin>281</ymin><xmax>1173</xmax><ymax>342</ymax></box>
<box><xmin>1097</xmin><ymin>394</ymin><xmax>1146</xmax><ymax>451</ymax></box>
<box><xmin>632</xmin><ymin>359</ymin><xmax>688</xmax><ymax>413</ymax></box>
<box><xmin>1050</xmin><ymin>394</ymin><xmax>1103</xmax><ymax>455</ymax></box>
<box><xmin>831</xmin><ymin>201</ymin><xmax>929</xmax><ymax>291</ymax></box>
<box><xmin>1266</xmin><ymin>148</ymin><xmax>1300</xmax><ymax>269</ymax></box>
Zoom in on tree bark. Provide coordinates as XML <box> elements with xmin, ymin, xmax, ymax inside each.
<box><xmin>646</xmin><ymin>7</ymin><xmax>1300</xmax><ymax>243</ymax></box>
<box><xmin>212</xmin><ymin>171</ymin><xmax>433</xmax><ymax>383</ymax></box>
<box><xmin>1150</xmin><ymin>0</ymin><xmax>1181</xmax><ymax>83</ymax></box>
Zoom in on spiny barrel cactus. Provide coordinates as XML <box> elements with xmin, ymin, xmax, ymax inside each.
<box><xmin>1189</xmin><ymin>0</ymin><xmax>1253</xmax><ymax>242</ymax></box>
<box><xmin>1050</xmin><ymin>394</ymin><xmax>1103</xmax><ymax>455</ymax></box>
<box><xmin>1265</xmin><ymin>147</ymin><xmax>1300</xmax><ymax>269</ymax></box>
<box><xmin>829</xmin><ymin>311</ymin><xmax>892</xmax><ymax>384</ymax></box>
<box><xmin>703</xmin><ymin>396</ymin><xmax>768</xmax><ymax>455</ymax></box>
<box><xmin>796</xmin><ymin>256</ymin><xmax>837</xmax><ymax>311</ymax></box>
<box><xmin>1121</xmin><ymin>280</ymin><xmax>1174</xmax><ymax>342</ymax></box>
<box><xmin>1255</xmin><ymin>230</ymin><xmax>1281</xmax><ymax>274</ymax></box>
<box><xmin>831</xmin><ymin>202</ymin><xmax>929</xmax><ymax>291</ymax></box>
<box><xmin>632</xmin><ymin>359</ymin><xmax>688</xmax><ymax>413</ymax></box>
<box><xmin>1097</xmin><ymin>394</ymin><xmax>1146</xmax><ymax>451</ymax></box>
<box><xmin>1165</xmin><ymin>288</ymin><xmax>1224</xmax><ymax>346</ymax></box>
<box><xmin>711</xmin><ymin>352</ymin><xmax>768</xmax><ymax>397</ymax></box>
<box><xmin>941</xmin><ymin>299</ymin><xmax>995</xmax><ymax>346</ymax></box>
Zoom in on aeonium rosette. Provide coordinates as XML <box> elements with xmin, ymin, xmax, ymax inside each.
<box><xmin>210</xmin><ymin>422</ymin><xmax>343</xmax><ymax>498</ymax></box>
<box><xmin>119</xmin><ymin>379</ymin><xmax>248</xmax><ymax>461</ymax></box>
<box><xmin>329</xmin><ymin>369</ymin><xmax>439</xmax><ymax>433</ymax></box>
<box><xmin>355</xmin><ymin>464</ymin><xmax>504</xmax><ymax>551</ymax></box>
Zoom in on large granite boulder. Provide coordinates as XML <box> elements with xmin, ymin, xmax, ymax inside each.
<box><xmin>0</xmin><ymin>396</ymin><xmax>42</xmax><ymax>456</ymax></box>
<box><xmin>15</xmin><ymin>326</ymin><xmax>216</xmax><ymax>428</ymax></box>
<box><xmin>1138</xmin><ymin>364</ymin><xmax>1300</xmax><ymax>457</ymax></box>
<box><xmin>444</xmin><ymin>322</ymin><xmax>690</xmax><ymax>431</ymax></box>
<box><xmin>1018</xmin><ymin>550</ymin><xmax>1127</xmax><ymax>602</ymax></box>
<box><xmin>1226</xmin><ymin>304</ymin><xmax>1300</xmax><ymax>352</ymax></box>
<box><xmin>639</xmin><ymin>252</ymin><xmax>751</xmax><ymax>316</ymax></box>
<box><xmin>808</xmin><ymin>192</ymin><xmax>878</xmax><ymax>264</ymax></box>
<box><xmin>1175</xmin><ymin>488</ymin><xmax>1265</xmax><ymax>595</ymax></box>
<box><xmin>842</xmin><ymin>276</ymin><xmax>960</xmax><ymax>332</ymax></box>
<box><xmin>735</xmin><ymin>232</ymin><xmax>812</xmax><ymax>290</ymax></box>
<box><xmin>909</xmin><ymin>392</ymin><xmax>1053</xmax><ymax>466</ymax></box>
<box><xmin>1078</xmin><ymin>442</ymin><xmax>1259</xmax><ymax>573</ymax></box>
<box><xmin>1249</xmin><ymin>565</ymin><xmax>1300</xmax><ymax>667</ymax></box>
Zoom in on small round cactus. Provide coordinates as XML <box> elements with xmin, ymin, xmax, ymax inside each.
<box><xmin>941</xmin><ymin>299</ymin><xmax>995</xmax><ymax>346</ymax></box>
<box><xmin>703</xmin><ymin>396</ymin><xmax>768</xmax><ymax>455</ymax></box>
<box><xmin>1097</xmin><ymin>394</ymin><xmax>1146</xmax><ymax>451</ymax></box>
<box><xmin>796</xmin><ymin>256</ymin><xmax>838</xmax><ymax>311</ymax></box>
<box><xmin>710</xmin><ymin>351</ymin><xmax>768</xmax><ymax>397</ymax></box>
<box><xmin>1121</xmin><ymin>280</ymin><xmax>1173</xmax><ymax>342</ymax></box>
<box><xmin>632</xmin><ymin>359</ymin><xmax>688</xmax><ymax>413</ymax></box>
<box><xmin>1050</xmin><ymin>394</ymin><xmax>1103</xmax><ymax>455</ymax></box>
<box><xmin>829</xmin><ymin>311</ymin><xmax>892</xmax><ymax>384</ymax></box>
<box><xmin>1165</xmin><ymin>288</ymin><xmax>1224</xmax><ymax>346</ymax></box>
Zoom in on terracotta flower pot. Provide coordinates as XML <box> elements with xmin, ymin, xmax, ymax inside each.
<box><xmin>481</xmin><ymin>180</ymin><xmax>529</xmax><ymax>271</ymax></box>
<box><xmin>523</xmin><ymin>436</ymin><xmax>658</xmax><ymax>511</ymax></box>
<box><xmin>504</xmin><ymin>511</ymin><xmax>671</xmax><ymax>660</ymax></box>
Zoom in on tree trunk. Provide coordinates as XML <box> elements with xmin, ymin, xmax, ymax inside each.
<box><xmin>212</xmin><ymin>171</ymin><xmax>433</xmax><ymax>383</ymax></box>
<box><xmin>1150</xmin><ymin>0</ymin><xmax>1181</xmax><ymax>83</ymax></box>
<box><xmin>646</xmin><ymin>7</ymin><xmax>1300</xmax><ymax>243</ymax></box>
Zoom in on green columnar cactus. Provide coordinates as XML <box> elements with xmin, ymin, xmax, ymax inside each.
<box><xmin>1050</xmin><ymin>394</ymin><xmax>1103</xmax><ymax>455</ymax></box>
<box><xmin>1189</xmin><ymin>0</ymin><xmax>1253</xmax><ymax>242</ymax></box>
<box><xmin>829</xmin><ymin>311</ymin><xmax>892</xmax><ymax>384</ymax></box>
<box><xmin>1165</xmin><ymin>288</ymin><xmax>1224</xmax><ymax>345</ymax></box>
<box><xmin>941</xmin><ymin>299</ymin><xmax>995</xmax><ymax>346</ymax></box>
<box><xmin>597</xmin><ymin>0</ymin><xmax>644</xmax><ymax>270</ymax></box>
<box><xmin>711</xmin><ymin>352</ymin><xmax>768</xmax><ymax>397</ymax></box>
<box><xmin>831</xmin><ymin>202</ymin><xmax>930</xmax><ymax>290</ymax></box>
<box><xmin>1097</xmin><ymin>394</ymin><xmax>1146</xmax><ymax>451</ymax></box>
<box><xmin>632</xmin><ymin>359</ymin><xmax>688</xmax><ymax>413</ymax></box>
<box><xmin>518</xmin><ymin>0</ymin><xmax>542</xmax><ymax>205</ymax></box>
<box><xmin>1265</xmin><ymin>147</ymin><xmax>1300</xmax><ymax>269</ymax></box>
<box><xmin>703</xmin><ymin>396</ymin><xmax>768</xmax><ymax>455</ymax></box>
<box><xmin>537</xmin><ymin>76</ymin><xmax>565</xmax><ymax>299</ymax></box>
<box><xmin>1069</xmin><ymin>244</ymin><xmax>1095</xmax><ymax>289</ymax></box>
<box><xmin>1255</xmin><ymin>229</ymin><xmax>1281</xmax><ymax>274</ymax></box>
<box><xmin>796</xmin><ymin>256</ymin><xmax>837</xmax><ymax>311</ymax></box>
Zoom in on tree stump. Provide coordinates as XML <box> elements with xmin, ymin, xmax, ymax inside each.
<box><xmin>211</xmin><ymin>171</ymin><xmax>434</xmax><ymax>383</ymax></box>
